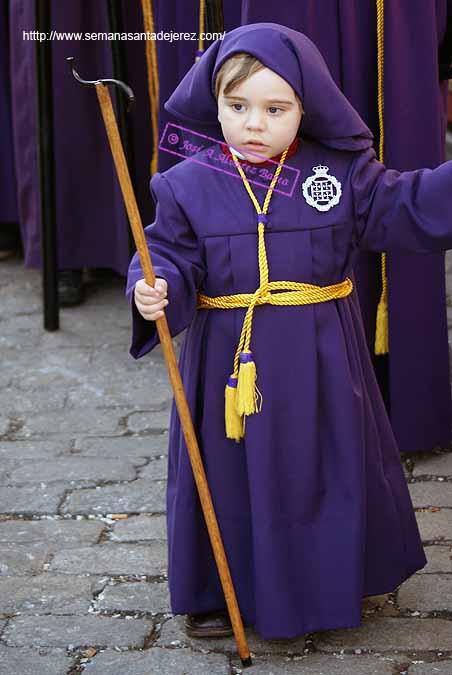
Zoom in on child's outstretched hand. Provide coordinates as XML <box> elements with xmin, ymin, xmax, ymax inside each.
<box><xmin>134</xmin><ymin>277</ymin><xmax>169</xmax><ymax>321</ymax></box>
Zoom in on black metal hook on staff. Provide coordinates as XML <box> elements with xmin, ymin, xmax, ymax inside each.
<box><xmin>66</xmin><ymin>56</ymin><xmax>135</xmax><ymax>110</ymax></box>
<box><xmin>67</xmin><ymin>53</ymin><xmax>137</xmax><ymax>259</ymax></box>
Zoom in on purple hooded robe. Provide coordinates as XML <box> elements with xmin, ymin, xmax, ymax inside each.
<box><xmin>126</xmin><ymin>24</ymin><xmax>452</xmax><ymax>639</ymax></box>
<box><xmin>241</xmin><ymin>0</ymin><xmax>452</xmax><ymax>455</ymax></box>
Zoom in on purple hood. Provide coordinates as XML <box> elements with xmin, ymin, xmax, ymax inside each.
<box><xmin>164</xmin><ymin>22</ymin><xmax>374</xmax><ymax>152</ymax></box>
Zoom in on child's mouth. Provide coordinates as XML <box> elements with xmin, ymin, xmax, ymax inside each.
<box><xmin>243</xmin><ymin>142</ymin><xmax>268</xmax><ymax>150</ymax></box>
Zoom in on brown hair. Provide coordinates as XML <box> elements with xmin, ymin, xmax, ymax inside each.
<box><xmin>214</xmin><ymin>52</ymin><xmax>303</xmax><ymax>112</ymax></box>
<box><xmin>214</xmin><ymin>53</ymin><xmax>265</xmax><ymax>99</ymax></box>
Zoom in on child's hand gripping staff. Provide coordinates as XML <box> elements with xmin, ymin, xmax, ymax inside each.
<box><xmin>68</xmin><ymin>58</ymin><xmax>252</xmax><ymax>668</ymax></box>
<box><xmin>134</xmin><ymin>278</ymin><xmax>169</xmax><ymax>321</ymax></box>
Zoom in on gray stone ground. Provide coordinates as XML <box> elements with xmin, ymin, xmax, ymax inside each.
<box><xmin>1</xmin><ymin>256</ymin><xmax>452</xmax><ymax>675</ymax></box>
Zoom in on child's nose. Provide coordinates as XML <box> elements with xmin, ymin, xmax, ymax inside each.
<box><xmin>245</xmin><ymin>110</ymin><xmax>266</xmax><ymax>130</ymax></box>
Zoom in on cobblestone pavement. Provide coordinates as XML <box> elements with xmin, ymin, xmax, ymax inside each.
<box><xmin>1</xmin><ymin>256</ymin><xmax>452</xmax><ymax>675</ymax></box>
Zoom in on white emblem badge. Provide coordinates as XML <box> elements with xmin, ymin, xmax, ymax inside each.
<box><xmin>302</xmin><ymin>165</ymin><xmax>342</xmax><ymax>212</ymax></box>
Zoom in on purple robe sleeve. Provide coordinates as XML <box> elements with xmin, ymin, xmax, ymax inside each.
<box><xmin>125</xmin><ymin>172</ymin><xmax>206</xmax><ymax>359</ymax></box>
<box><xmin>352</xmin><ymin>148</ymin><xmax>452</xmax><ymax>253</ymax></box>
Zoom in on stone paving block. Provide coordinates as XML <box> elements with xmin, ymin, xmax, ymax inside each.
<box><xmin>361</xmin><ymin>594</ymin><xmax>398</xmax><ymax>618</ymax></box>
<box><xmin>0</xmin><ymin>417</ymin><xmax>10</xmax><ymax>436</ymax></box>
<box><xmin>39</xmin><ymin>305</ymin><xmax>131</xmax><ymax>349</ymax></box>
<box><xmin>0</xmin><ymin>574</ymin><xmax>95</xmax><ymax>614</ymax></box>
<box><xmin>0</xmin><ymin>368</ymin><xmax>12</xmax><ymax>388</ymax></box>
<box><xmin>0</xmin><ymin>440</ymin><xmax>71</xmax><ymax>459</ymax></box>
<box><xmin>0</xmin><ymin>285</ymin><xmax>40</xmax><ymax>318</ymax></box>
<box><xmin>3</xmin><ymin>458</ymin><xmax>137</xmax><ymax>485</ymax></box>
<box><xmin>397</xmin><ymin>574</ymin><xmax>452</xmax><ymax>612</ymax></box>
<box><xmin>413</xmin><ymin>453</ymin><xmax>452</xmax><ymax>477</ymax></box>
<box><xmin>0</xmin><ymin>388</ymin><xmax>66</xmax><ymax>415</ymax></box>
<box><xmin>83</xmin><ymin>647</ymin><xmax>230</xmax><ymax>675</ymax></box>
<box><xmin>0</xmin><ymin>543</ymin><xmax>51</xmax><ymax>576</ymax></box>
<box><xmin>97</xmin><ymin>581</ymin><xmax>170</xmax><ymax>614</ymax></box>
<box><xmin>0</xmin><ymin>646</ymin><xmax>74</xmax><ymax>675</ymax></box>
<box><xmin>418</xmin><ymin>546</ymin><xmax>452</xmax><ymax>573</ymax></box>
<box><xmin>313</xmin><ymin>617</ymin><xmax>452</xmax><ymax>652</ymax></box>
<box><xmin>65</xmin><ymin>453</ymin><xmax>147</xmax><ymax>469</ymax></box>
<box><xmin>0</xmin><ymin>484</ymin><xmax>67</xmax><ymax>514</ymax></box>
<box><xmin>61</xmin><ymin>478</ymin><xmax>166</xmax><ymax>514</ymax></box>
<box><xmin>408</xmin><ymin>661</ymin><xmax>452</xmax><ymax>674</ymax></box>
<box><xmin>231</xmin><ymin>653</ymin><xmax>405</xmax><ymax>674</ymax></box>
<box><xmin>138</xmin><ymin>457</ymin><xmax>167</xmax><ymax>480</ymax></box>
<box><xmin>127</xmin><ymin>410</ymin><xmax>171</xmax><ymax>433</ymax></box>
<box><xmin>110</xmin><ymin>514</ymin><xmax>167</xmax><ymax>542</ymax></box>
<box><xmin>3</xmin><ymin>615</ymin><xmax>153</xmax><ymax>648</ymax></box>
<box><xmin>67</xmin><ymin>348</ymin><xmax>172</xmax><ymax>408</ymax></box>
<box><xmin>409</xmin><ymin>482</ymin><xmax>452</xmax><ymax>507</ymax></box>
<box><xmin>157</xmin><ymin>615</ymin><xmax>307</xmax><ymax>656</ymax></box>
<box><xmin>74</xmin><ymin>433</ymin><xmax>169</xmax><ymax>458</ymax></box>
<box><xmin>50</xmin><ymin>542</ymin><xmax>167</xmax><ymax>576</ymax></box>
<box><xmin>416</xmin><ymin>510</ymin><xmax>452</xmax><ymax>542</ymax></box>
<box><xmin>0</xmin><ymin>518</ymin><xmax>104</xmax><ymax>546</ymax></box>
<box><xmin>40</xmin><ymin>323</ymin><xmax>129</xmax><ymax>350</ymax></box>
<box><xmin>0</xmin><ymin>315</ymin><xmax>42</xmax><ymax>349</ymax></box>
<box><xmin>8</xmin><ymin>349</ymin><xmax>92</xmax><ymax>390</ymax></box>
<box><xmin>65</xmin><ymin>379</ymin><xmax>169</xmax><ymax>409</ymax></box>
<box><xmin>19</xmin><ymin>408</ymin><xmax>128</xmax><ymax>436</ymax></box>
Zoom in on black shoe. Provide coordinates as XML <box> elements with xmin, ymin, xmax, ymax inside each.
<box><xmin>0</xmin><ymin>223</ymin><xmax>21</xmax><ymax>259</ymax></box>
<box><xmin>185</xmin><ymin>610</ymin><xmax>233</xmax><ymax>638</ymax></box>
<box><xmin>58</xmin><ymin>269</ymin><xmax>83</xmax><ymax>307</ymax></box>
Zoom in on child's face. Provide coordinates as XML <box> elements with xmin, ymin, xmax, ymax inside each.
<box><xmin>217</xmin><ymin>67</ymin><xmax>303</xmax><ymax>163</ymax></box>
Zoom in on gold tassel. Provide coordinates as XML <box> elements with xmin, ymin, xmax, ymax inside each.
<box><xmin>224</xmin><ymin>375</ymin><xmax>243</xmax><ymax>442</ymax></box>
<box><xmin>374</xmin><ymin>292</ymin><xmax>389</xmax><ymax>355</ymax></box>
<box><xmin>236</xmin><ymin>351</ymin><xmax>259</xmax><ymax>416</ymax></box>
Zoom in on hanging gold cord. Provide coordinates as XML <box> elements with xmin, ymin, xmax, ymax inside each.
<box><xmin>196</xmin><ymin>0</ymin><xmax>206</xmax><ymax>61</ymax></box>
<box><xmin>374</xmin><ymin>0</ymin><xmax>389</xmax><ymax>355</ymax></box>
<box><xmin>141</xmin><ymin>0</ymin><xmax>159</xmax><ymax>176</ymax></box>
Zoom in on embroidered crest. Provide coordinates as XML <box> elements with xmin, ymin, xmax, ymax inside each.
<box><xmin>302</xmin><ymin>165</ymin><xmax>342</xmax><ymax>212</ymax></box>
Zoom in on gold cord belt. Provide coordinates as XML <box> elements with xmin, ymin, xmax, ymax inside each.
<box><xmin>198</xmin><ymin>279</ymin><xmax>352</xmax><ymax>310</ymax></box>
<box><xmin>196</xmin><ymin>147</ymin><xmax>353</xmax><ymax>442</ymax></box>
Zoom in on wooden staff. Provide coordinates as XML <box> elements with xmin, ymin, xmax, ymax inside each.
<box><xmin>67</xmin><ymin>57</ymin><xmax>252</xmax><ymax>667</ymax></box>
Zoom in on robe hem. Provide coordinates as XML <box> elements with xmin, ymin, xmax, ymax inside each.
<box><xmin>169</xmin><ymin>559</ymin><xmax>426</xmax><ymax>640</ymax></box>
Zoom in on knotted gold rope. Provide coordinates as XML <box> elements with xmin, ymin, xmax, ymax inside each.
<box><xmin>197</xmin><ymin>147</ymin><xmax>353</xmax><ymax>441</ymax></box>
<box><xmin>374</xmin><ymin>0</ymin><xmax>389</xmax><ymax>354</ymax></box>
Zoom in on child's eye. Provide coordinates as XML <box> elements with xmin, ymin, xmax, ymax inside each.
<box><xmin>230</xmin><ymin>103</ymin><xmax>244</xmax><ymax>112</ymax></box>
<box><xmin>268</xmin><ymin>106</ymin><xmax>283</xmax><ymax>114</ymax></box>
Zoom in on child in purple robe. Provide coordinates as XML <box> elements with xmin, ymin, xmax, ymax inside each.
<box><xmin>126</xmin><ymin>24</ymin><xmax>452</xmax><ymax>640</ymax></box>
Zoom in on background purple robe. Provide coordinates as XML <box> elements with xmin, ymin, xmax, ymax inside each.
<box><xmin>7</xmin><ymin>0</ymin><xmax>240</xmax><ymax>273</ymax></box>
<box><xmin>1</xmin><ymin>1</ymin><xmax>18</xmax><ymax>225</ymax></box>
<box><xmin>8</xmin><ymin>1</ymin><xmax>163</xmax><ymax>274</ymax></box>
<box><xmin>241</xmin><ymin>0</ymin><xmax>452</xmax><ymax>454</ymax></box>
